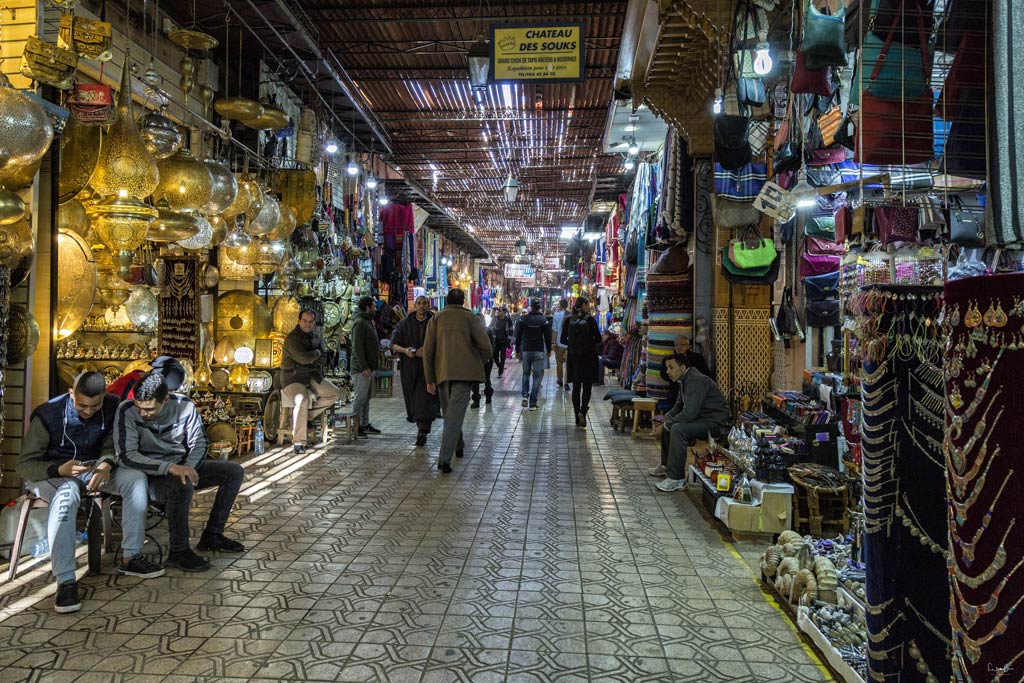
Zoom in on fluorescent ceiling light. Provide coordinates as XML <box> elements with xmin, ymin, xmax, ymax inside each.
<box><xmin>583</xmin><ymin>233</ymin><xmax>601</xmax><ymax>241</ymax></box>
<box><xmin>502</xmin><ymin>84</ymin><xmax>514</xmax><ymax>109</ymax></box>
<box><xmin>623</xmin><ymin>124</ymin><xmax>637</xmax><ymax>132</ymax></box>
<box><xmin>560</xmin><ymin>226</ymin><xmax>578</xmax><ymax>239</ymax></box>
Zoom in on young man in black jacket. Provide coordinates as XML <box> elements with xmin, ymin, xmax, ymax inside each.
<box><xmin>488</xmin><ymin>307</ymin><xmax>513</xmax><ymax>377</ymax></box>
<box><xmin>514</xmin><ymin>300</ymin><xmax>552</xmax><ymax>410</ymax></box>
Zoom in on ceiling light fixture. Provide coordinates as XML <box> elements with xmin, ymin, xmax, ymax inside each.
<box><xmin>753</xmin><ymin>31</ymin><xmax>773</xmax><ymax>76</ymax></box>
<box><xmin>628</xmin><ymin>138</ymin><xmax>640</xmax><ymax>156</ymax></box>
<box><xmin>624</xmin><ymin>158</ymin><xmax>635</xmax><ymax>171</ymax></box>
<box><xmin>467</xmin><ymin>35</ymin><xmax>491</xmax><ymax>89</ymax></box>
<box><xmin>379</xmin><ymin>195</ymin><xmax>389</xmax><ymax>206</ymax></box>
<box><xmin>559</xmin><ymin>226</ymin><xmax>578</xmax><ymax>240</ymax></box>
<box><xmin>325</xmin><ymin>139</ymin><xmax>339</xmax><ymax>155</ymax></box>
<box><xmin>346</xmin><ymin>155</ymin><xmax>359</xmax><ymax>176</ymax></box>
<box><xmin>502</xmin><ymin>174</ymin><xmax>519</xmax><ymax>203</ymax></box>
<box><xmin>366</xmin><ymin>174</ymin><xmax>378</xmax><ymax>189</ymax></box>
<box><xmin>792</xmin><ymin>168</ymin><xmax>818</xmax><ymax>208</ymax></box>
<box><xmin>712</xmin><ymin>88</ymin><xmax>724</xmax><ymax>115</ymax></box>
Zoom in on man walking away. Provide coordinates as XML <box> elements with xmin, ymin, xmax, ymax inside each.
<box><xmin>515</xmin><ymin>299</ymin><xmax>552</xmax><ymax>411</ymax></box>
<box><xmin>423</xmin><ymin>288</ymin><xmax>492</xmax><ymax>474</ymax></box>
<box><xmin>651</xmin><ymin>354</ymin><xmax>732</xmax><ymax>491</ymax></box>
<box><xmin>551</xmin><ymin>299</ymin><xmax>569</xmax><ymax>388</ymax></box>
<box><xmin>391</xmin><ymin>296</ymin><xmax>442</xmax><ymax>447</ymax></box>
<box><xmin>488</xmin><ymin>308</ymin><xmax>513</xmax><ymax>378</ymax></box>
<box><xmin>471</xmin><ymin>310</ymin><xmax>495</xmax><ymax>409</ymax></box>
<box><xmin>17</xmin><ymin>371</ymin><xmax>163</xmax><ymax>613</ymax></box>
<box><xmin>350</xmin><ymin>296</ymin><xmax>382</xmax><ymax>438</ymax></box>
<box><xmin>561</xmin><ymin>298</ymin><xmax>602</xmax><ymax>428</ymax></box>
<box><xmin>281</xmin><ymin>309</ymin><xmax>342</xmax><ymax>452</ymax></box>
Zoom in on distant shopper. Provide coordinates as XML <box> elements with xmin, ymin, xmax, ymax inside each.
<box><xmin>390</xmin><ymin>296</ymin><xmax>441</xmax><ymax>447</ymax></box>
<box><xmin>471</xmin><ymin>311</ymin><xmax>495</xmax><ymax>409</ymax></box>
<box><xmin>116</xmin><ymin>373</ymin><xmax>245</xmax><ymax>571</ymax></box>
<box><xmin>561</xmin><ymin>298</ymin><xmax>603</xmax><ymax>428</ymax></box>
<box><xmin>350</xmin><ymin>296</ymin><xmax>382</xmax><ymax>438</ymax></box>
<box><xmin>599</xmin><ymin>331</ymin><xmax>624</xmax><ymax>384</ymax></box>
<box><xmin>551</xmin><ymin>299</ymin><xmax>569</xmax><ymax>388</ymax></box>
<box><xmin>107</xmin><ymin>355</ymin><xmax>185</xmax><ymax>401</ymax></box>
<box><xmin>281</xmin><ymin>309</ymin><xmax>342</xmax><ymax>453</ymax></box>
<box><xmin>423</xmin><ymin>288</ymin><xmax>492</xmax><ymax>473</ymax></box>
<box><xmin>515</xmin><ymin>299</ymin><xmax>552</xmax><ymax>410</ymax></box>
<box><xmin>652</xmin><ymin>354</ymin><xmax>732</xmax><ymax>491</ymax></box>
<box><xmin>488</xmin><ymin>307</ymin><xmax>513</xmax><ymax>377</ymax></box>
<box><xmin>17</xmin><ymin>371</ymin><xmax>163</xmax><ymax>613</ymax></box>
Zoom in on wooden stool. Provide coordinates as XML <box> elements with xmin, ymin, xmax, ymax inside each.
<box><xmin>373</xmin><ymin>370</ymin><xmax>394</xmax><ymax>398</ymax></box>
<box><xmin>610</xmin><ymin>403</ymin><xmax>635</xmax><ymax>432</ymax></box>
<box><xmin>7</xmin><ymin>492</ymin><xmax>113</xmax><ymax>582</ymax></box>
<box><xmin>631</xmin><ymin>398</ymin><xmax>658</xmax><ymax>439</ymax></box>
<box><xmin>235</xmin><ymin>424</ymin><xmax>255</xmax><ymax>456</ymax></box>
<box><xmin>334</xmin><ymin>410</ymin><xmax>359</xmax><ymax>443</ymax></box>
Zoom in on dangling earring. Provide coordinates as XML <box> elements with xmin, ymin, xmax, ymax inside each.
<box><xmin>964</xmin><ymin>301</ymin><xmax>982</xmax><ymax>328</ymax></box>
<box><xmin>992</xmin><ymin>302</ymin><xmax>1008</xmax><ymax>328</ymax></box>
<box><xmin>983</xmin><ymin>303</ymin><xmax>997</xmax><ymax>328</ymax></box>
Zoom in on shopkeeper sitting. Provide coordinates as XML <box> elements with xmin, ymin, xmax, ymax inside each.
<box><xmin>281</xmin><ymin>308</ymin><xmax>342</xmax><ymax>454</ymax></box>
<box><xmin>652</xmin><ymin>353</ymin><xmax>732</xmax><ymax>493</ymax></box>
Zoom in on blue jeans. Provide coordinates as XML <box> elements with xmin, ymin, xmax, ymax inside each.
<box><xmin>521</xmin><ymin>351</ymin><xmax>547</xmax><ymax>406</ymax></box>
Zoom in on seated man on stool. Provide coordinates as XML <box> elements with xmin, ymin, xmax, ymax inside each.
<box><xmin>651</xmin><ymin>353</ymin><xmax>732</xmax><ymax>492</ymax></box>
<box><xmin>281</xmin><ymin>308</ymin><xmax>342</xmax><ymax>453</ymax></box>
<box><xmin>16</xmin><ymin>371</ymin><xmax>163</xmax><ymax>614</ymax></box>
<box><xmin>116</xmin><ymin>373</ymin><xmax>244</xmax><ymax>572</ymax></box>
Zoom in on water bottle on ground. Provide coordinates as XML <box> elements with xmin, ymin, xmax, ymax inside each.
<box><xmin>254</xmin><ymin>420</ymin><xmax>265</xmax><ymax>456</ymax></box>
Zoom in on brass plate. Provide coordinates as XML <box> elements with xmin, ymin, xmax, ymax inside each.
<box><xmin>168</xmin><ymin>29</ymin><xmax>219</xmax><ymax>51</ymax></box>
<box><xmin>211</xmin><ymin>367</ymin><xmax>230</xmax><ymax>391</ymax></box>
<box><xmin>322</xmin><ymin>301</ymin><xmax>342</xmax><ymax>328</ymax></box>
<box><xmin>214</xmin><ymin>97</ymin><xmax>263</xmax><ymax>121</ymax></box>
<box><xmin>206</xmin><ymin>421</ymin><xmax>237</xmax><ymax>449</ymax></box>
<box><xmin>238</xmin><ymin>106</ymin><xmax>289</xmax><ymax>131</ymax></box>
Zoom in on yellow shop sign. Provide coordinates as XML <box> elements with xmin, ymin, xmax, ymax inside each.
<box><xmin>490</xmin><ymin>24</ymin><xmax>585</xmax><ymax>83</ymax></box>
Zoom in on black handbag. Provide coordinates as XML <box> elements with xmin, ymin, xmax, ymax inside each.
<box><xmin>806</xmin><ymin>300</ymin><xmax>840</xmax><ymax>327</ymax></box>
<box><xmin>715</xmin><ymin>114</ymin><xmax>753</xmax><ymax>170</ymax></box>
<box><xmin>949</xmin><ymin>194</ymin><xmax>986</xmax><ymax>247</ymax></box>
<box><xmin>737</xmin><ymin>77</ymin><xmax>767</xmax><ymax>108</ymax></box>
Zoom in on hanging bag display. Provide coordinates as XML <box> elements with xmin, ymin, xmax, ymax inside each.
<box><xmin>948</xmin><ymin>194</ymin><xmax>985</xmax><ymax>247</ymax></box>
<box><xmin>58</xmin><ymin>14</ymin><xmax>114</xmax><ymax>62</ymax></box>
<box><xmin>714</xmin><ymin>162</ymin><xmax>768</xmax><ymax>201</ymax></box>
<box><xmin>721</xmin><ymin>246</ymin><xmax>781</xmax><ymax>285</ymax></box>
<box><xmin>806</xmin><ymin>235</ymin><xmax>845</xmax><ymax>255</ymax></box>
<box><xmin>791</xmin><ymin>51</ymin><xmax>834</xmax><ymax>96</ymax></box>
<box><xmin>714</xmin><ymin>114</ymin><xmax>753</xmax><ymax>170</ymax></box>
<box><xmin>713</xmin><ymin>195</ymin><xmax>762</xmax><ymax>229</ymax></box>
<box><xmin>727</xmin><ymin>225</ymin><xmax>778</xmax><ymax>269</ymax></box>
<box><xmin>860</xmin><ymin>5</ymin><xmax>933</xmax><ymax>101</ymax></box>
<box><xmin>20</xmin><ymin>35</ymin><xmax>78</xmax><ymax>90</ymax></box>
<box><xmin>805</xmin><ymin>215</ymin><xmax>837</xmax><ymax>239</ymax></box>
<box><xmin>803</xmin><ymin>270</ymin><xmax>841</xmax><ymax>300</ymax></box>
<box><xmin>800</xmin><ymin>250</ymin><xmax>841</xmax><ymax>278</ymax></box>
<box><xmin>773</xmin><ymin>97</ymin><xmax>803</xmax><ymax>174</ymax></box>
<box><xmin>806</xmin><ymin>300</ymin><xmax>840</xmax><ymax>326</ymax></box>
<box><xmin>874</xmin><ymin>204</ymin><xmax>919</xmax><ymax>244</ymax></box>
<box><xmin>801</xmin><ymin>0</ymin><xmax>849</xmax><ymax>70</ymax></box>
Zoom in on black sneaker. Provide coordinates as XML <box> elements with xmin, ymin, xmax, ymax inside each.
<box><xmin>54</xmin><ymin>581</ymin><xmax>81</xmax><ymax>614</ymax></box>
<box><xmin>485</xmin><ymin>397</ymin><xmax>492</xmax><ymax>405</ymax></box>
<box><xmin>364</xmin><ymin>424</ymin><xmax>381</xmax><ymax>434</ymax></box>
<box><xmin>357</xmin><ymin>429</ymin><xmax>369</xmax><ymax>439</ymax></box>
<box><xmin>165</xmin><ymin>548</ymin><xmax>212</xmax><ymax>572</ymax></box>
<box><xmin>293</xmin><ymin>443</ymin><xmax>306</xmax><ymax>454</ymax></box>
<box><xmin>415</xmin><ymin>432</ymin><xmax>427</xmax><ymax>447</ymax></box>
<box><xmin>470</xmin><ymin>400</ymin><xmax>480</xmax><ymax>410</ymax></box>
<box><xmin>119</xmin><ymin>553</ymin><xmax>166</xmax><ymax>579</ymax></box>
<box><xmin>456</xmin><ymin>449</ymin><xmax>464</xmax><ymax>458</ymax></box>
<box><xmin>197</xmin><ymin>532</ymin><xmax>245</xmax><ymax>553</ymax></box>
<box><xmin>437</xmin><ymin>461</ymin><xmax>453</xmax><ymax>474</ymax></box>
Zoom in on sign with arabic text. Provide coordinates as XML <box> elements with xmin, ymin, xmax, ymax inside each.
<box><xmin>490</xmin><ymin>24</ymin><xmax>585</xmax><ymax>83</ymax></box>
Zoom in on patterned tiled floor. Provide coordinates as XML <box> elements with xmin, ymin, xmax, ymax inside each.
<box><xmin>0</xmin><ymin>362</ymin><xmax>832</xmax><ymax>682</ymax></box>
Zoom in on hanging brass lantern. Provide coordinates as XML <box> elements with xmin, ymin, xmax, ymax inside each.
<box><xmin>0</xmin><ymin>216</ymin><xmax>35</xmax><ymax>269</ymax></box>
<box><xmin>58</xmin><ymin>117</ymin><xmax>101</xmax><ymax>203</ymax></box>
<box><xmin>58</xmin><ymin>198</ymin><xmax>90</xmax><ymax>237</ymax></box>
<box><xmin>148</xmin><ymin>199</ymin><xmax>200</xmax><ymax>242</ymax></box>
<box><xmin>245</xmin><ymin>192</ymin><xmax>279</xmax><ymax>237</ymax></box>
<box><xmin>222</xmin><ymin>242</ymin><xmax>254</xmax><ymax>266</ymax></box>
<box><xmin>0</xmin><ymin>73</ymin><xmax>55</xmax><ymax>190</ymax></box>
<box><xmin>177</xmin><ymin>213</ymin><xmax>213</xmax><ymax>250</ymax></box>
<box><xmin>274</xmin><ymin>168</ymin><xmax>317</xmax><ymax>225</ymax></box>
<box><xmin>124</xmin><ymin>285</ymin><xmax>158</xmax><ymax>326</ymax></box>
<box><xmin>272</xmin><ymin>296</ymin><xmax>301</xmax><ymax>332</ymax></box>
<box><xmin>213</xmin><ymin>335</ymin><xmax>237</xmax><ymax>365</ymax></box>
<box><xmin>90</xmin><ymin>54</ymin><xmax>160</xmax><ymax>200</ymax></box>
<box><xmin>55</xmin><ymin>229</ymin><xmax>97</xmax><ymax>340</ymax></box>
<box><xmin>209</xmin><ymin>214</ymin><xmax>227</xmax><ymax>246</ymax></box>
<box><xmin>250</xmin><ymin>238</ymin><xmax>282</xmax><ymax>276</ymax></box>
<box><xmin>0</xmin><ymin>189</ymin><xmax>26</xmax><ymax>225</ymax></box>
<box><xmin>6</xmin><ymin>303</ymin><xmax>40</xmax><ymax>366</ymax></box>
<box><xmin>267</xmin><ymin>202</ymin><xmax>296</xmax><ymax>242</ymax></box>
<box><xmin>154</xmin><ymin>148</ymin><xmax>213</xmax><ymax>211</ymax></box>
<box><xmin>238</xmin><ymin>176</ymin><xmax>264</xmax><ymax>220</ymax></box>
<box><xmin>239</xmin><ymin>105</ymin><xmax>289</xmax><ymax>131</ymax></box>
<box><xmin>138</xmin><ymin>111</ymin><xmax>184</xmax><ymax>160</ymax></box>
<box><xmin>86</xmin><ymin>192</ymin><xmax>158</xmax><ymax>277</ymax></box>
<box><xmin>204</xmin><ymin>161</ymin><xmax>238</xmax><ymax>214</ymax></box>
<box><xmin>216</xmin><ymin>290</ymin><xmax>258</xmax><ymax>349</ymax></box>
<box><xmin>93</xmin><ymin>250</ymin><xmax>132</xmax><ymax>308</ymax></box>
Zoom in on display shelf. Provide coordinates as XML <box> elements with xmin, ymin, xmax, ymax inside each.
<box><xmin>797</xmin><ymin>608</ymin><xmax>867</xmax><ymax>683</ymax></box>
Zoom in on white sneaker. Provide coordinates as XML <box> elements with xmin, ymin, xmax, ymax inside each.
<box><xmin>529</xmin><ymin>405</ymin><xmax>539</xmax><ymax>411</ymax></box>
<box><xmin>648</xmin><ymin>464</ymin><xmax>667</xmax><ymax>477</ymax></box>
<box><xmin>656</xmin><ymin>478</ymin><xmax>688</xmax><ymax>492</ymax></box>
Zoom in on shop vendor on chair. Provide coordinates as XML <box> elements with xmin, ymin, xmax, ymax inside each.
<box><xmin>16</xmin><ymin>371</ymin><xmax>164</xmax><ymax>614</ymax></box>
<box><xmin>652</xmin><ymin>353</ymin><xmax>732</xmax><ymax>493</ymax></box>
<box><xmin>281</xmin><ymin>308</ymin><xmax>343</xmax><ymax>453</ymax></box>
<box><xmin>116</xmin><ymin>372</ymin><xmax>245</xmax><ymax>572</ymax></box>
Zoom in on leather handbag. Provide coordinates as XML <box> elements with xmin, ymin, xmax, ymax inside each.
<box><xmin>714</xmin><ymin>162</ymin><xmax>768</xmax><ymax>201</ymax></box>
<box><xmin>856</xmin><ymin>90</ymin><xmax>934</xmax><ymax>165</ymax></box>
<box><xmin>20</xmin><ymin>35</ymin><xmax>78</xmax><ymax>90</ymax></box>
<box><xmin>805</xmin><ymin>215</ymin><xmax>837</xmax><ymax>239</ymax></box>
<box><xmin>800</xmin><ymin>251</ymin><xmax>841</xmax><ymax>278</ymax></box>
<box><xmin>728</xmin><ymin>225</ymin><xmax>778</xmax><ymax>269</ymax></box>
<box><xmin>806</xmin><ymin>300</ymin><xmax>840</xmax><ymax>327</ymax></box>
<box><xmin>68</xmin><ymin>82</ymin><xmax>115</xmax><ymax>124</ymax></box>
<box><xmin>721</xmin><ymin>247</ymin><xmax>781</xmax><ymax>285</ymax></box>
<box><xmin>802</xmin><ymin>0</ymin><xmax>848</xmax><ymax>70</ymax></box>
<box><xmin>918</xmin><ymin>196</ymin><xmax>946</xmax><ymax>233</ymax></box>
<box><xmin>748</xmin><ymin>120</ymin><xmax>770</xmax><ymax>156</ymax></box>
<box><xmin>806</xmin><ymin>235</ymin><xmax>845</xmax><ymax>255</ymax></box>
<box><xmin>803</xmin><ymin>270</ymin><xmax>841</xmax><ymax>300</ymax></box>
<box><xmin>834</xmin><ymin>205</ymin><xmax>851</xmax><ymax>242</ymax></box>
<box><xmin>860</xmin><ymin>6</ymin><xmax>932</xmax><ymax>101</ymax></box>
<box><xmin>714</xmin><ymin>114</ymin><xmax>753</xmax><ymax>170</ymax></box>
<box><xmin>713</xmin><ymin>195</ymin><xmax>762</xmax><ymax>229</ymax></box>
<box><xmin>948</xmin><ymin>194</ymin><xmax>985</xmax><ymax>246</ymax></box>
<box><xmin>791</xmin><ymin>50</ymin><xmax>833</xmax><ymax>96</ymax></box>
<box><xmin>874</xmin><ymin>204</ymin><xmax>919</xmax><ymax>244</ymax></box>
<box><xmin>753</xmin><ymin>181</ymin><xmax>797</xmax><ymax>223</ymax></box>
<box><xmin>817</xmin><ymin>106</ymin><xmax>844</xmax><ymax>147</ymax></box>
<box><xmin>58</xmin><ymin>14</ymin><xmax>114</xmax><ymax>61</ymax></box>
<box><xmin>738</xmin><ymin>77</ymin><xmax>767</xmax><ymax>108</ymax></box>
<box><xmin>773</xmin><ymin>97</ymin><xmax>802</xmax><ymax>174</ymax></box>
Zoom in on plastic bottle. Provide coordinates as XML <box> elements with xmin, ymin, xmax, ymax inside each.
<box><xmin>254</xmin><ymin>420</ymin><xmax>265</xmax><ymax>456</ymax></box>
<box><xmin>30</xmin><ymin>539</ymin><xmax>50</xmax><ymax>558</ymax></box>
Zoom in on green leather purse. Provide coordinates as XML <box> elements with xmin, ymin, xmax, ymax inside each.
<box><xmin>802</xmin><ymin>0</ymin><xmax>848</xmax><ymax>70</ymax></box>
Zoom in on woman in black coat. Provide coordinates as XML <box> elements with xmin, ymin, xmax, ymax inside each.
<box><xmin>560</xmin><ymin>297</ymin><xmax>603</xmax><ymax>428</ymax></box>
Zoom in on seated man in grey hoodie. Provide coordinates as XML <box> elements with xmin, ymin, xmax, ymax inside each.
<box><xmin>115</xmin><ymin>373</ymin><xmax>245</xmax><ymax>572</ymax></box>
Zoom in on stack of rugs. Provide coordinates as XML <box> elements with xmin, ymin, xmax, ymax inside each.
<box><xmin>644</xmin><ymin>245</ymin><xmax>693</xmax><ymax>401</ymax></box>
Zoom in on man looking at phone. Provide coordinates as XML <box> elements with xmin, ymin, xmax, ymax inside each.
<box><xmin>116</xmin><ymin>373</ymin><xmax>245</xmax><ymax>572</ymax></box>
<box><xmin>16</xmin><ymin>371</ymin><xmax>163</xmax><ymax>613</ymax></box>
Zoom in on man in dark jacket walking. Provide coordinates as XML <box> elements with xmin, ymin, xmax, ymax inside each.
<box><xmin>350</xmin><ymin>296</ymin><xmax>381</xmax><ymax>438</ymax></box>
<box><xmin>390</xmin><ymin>296</ymin><xmax>441</xmax><ymax>446</ymax></box>
<box><xmin>424</xmin><ymin>289</ymin><xmax>492</xmax><ymax>473</ymax></box>
<box><xmin>281</xmin><ymin>308</ymin><xmax>342</xmax><ymax>452</ymax></box>
<box><xmin>515</xmin><ymin>299</ymin><xmax>552</xmax><ymax>410</ymax></box>
<box><xmin>471</xmin><ymin>311</ymin><xmax>494</xmax><ymax>409</ymax></box>
<box><xmin>488</xmin><ymin>307</ymin><xmax>513</xmax><ymax>377</ymax></box>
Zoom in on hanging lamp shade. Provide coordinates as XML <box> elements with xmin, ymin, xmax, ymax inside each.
<box><xmin>148</xmin><ymin>200</ymin><xmax>200</xmax><ymax>242</ymax></box>
<box><xmin>223</xmin><ymin>241</ymin><xmax>254</xmax><ymax>265</ymax></box>
<box><xmin>86</xmin><ymin>193</ymin><xmax>158</xmax><ymax>276</ymax></box>
<box><xmin>219</xmin><ymin>173</ymin><xmax>252</xmax><ymax>220</ymax></box>
<box><xmin>177</xmin><ymin>213</ymin><xmax>213</xmax><ymax>250</ymax></box>
<box><xmin>58</xmin><ymin>198</ymin><xmax>90</xmax><ymax>237</ymax></box>
<box><xmin>138</xmin><ymin>112</ymin><xmax>184</xmax><ymax>160</ymax></box>
<box><xmin>0</xmin><ymin>189</ymin><xmax>26</xmax><ymax>225</ymax></box>
<box><xmin>0</xmin><ymin>216</ymin><xmax>35</xmax><ymax>269</ymax></box>
<box><xmin>250</xmin><ymin>238</ymin><xmax>283</xmax><ymax>275</ymax></box>
<box><xmin>90</xmin><ymin>54</ymin><xmax>160</xmax><ymax>200</ymax></box>
<box><xmin>57</xmin><ymin>117</ymin><xmax>101</xmax><ymax>202</ymax></box>
<box><xmin>154</xmin><ymin>148</ymin><xmax>213</xmax><ymax>211</ymax></box>
<box><xmin>267</xmin><ymin>202</ymin><xmax>296</xmax><ymax>242</ymax></box>
<box><xmin>204</xmin><ymin>161</ymin><xmax>238</xmax><ymax>214</ymax></box>
<box><xmin>208</xmin><ymin>214</ymin><xmax>228</xmax><ymax>246</ymax></box>
<box><xmin>5</xmin><ymin>303</ymin><xmax>40</xmax><ymax>366</ymax></box>
<box><xmin>245</xmin><ymin>192</ymin><xmax>280</xmax><ymax>236</ymax></box>
<box><xmin>274</xmin><ymin>168</ymin><xmax>317</xmax><ymax>224</ymax></box>
<box><xmin>92</xmin><ymin>246</ymin><xmax>132</xmax><ymax>308</ymax></box>
<box><xmin>467</xmin><ymin>35</ymin><xmax>491</xmax><ymax>89</ymax></box>
<box><xmin>55</xmin><ymin>229</ymin><xmax>96</xmax><ymax>340</ymax></box>
<box><xmin>272</xmin><ymin>296</ymin><xmax>301</xmax><ymax>332</ymax></box>
<box><xmin>502</xmin><ymin>175</ymin><xmax>519</xmax><ymax>202</ymax></box>
<box><xmin>0</xmin><ymin>73</ymin><xmax>55</xmax><ymax>190</ymax></box>
<box><xmin>124</xmin><ymin>285</ymin><xmax>158</xmax><ymax>326</ymax></box>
